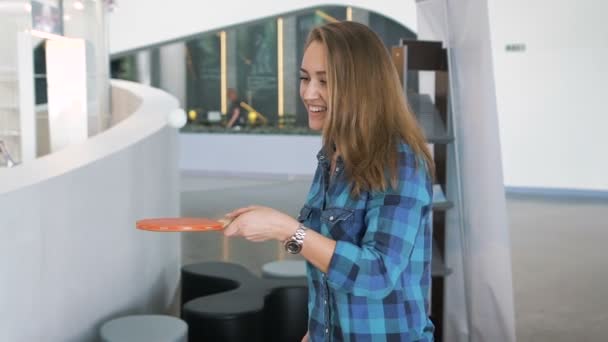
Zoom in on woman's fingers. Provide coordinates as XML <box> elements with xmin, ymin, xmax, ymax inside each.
<box><xmin>245</xmin><ymin>232</ymin><xmax>272</xmax><ymax>242</ymax></box>
<box><xmin>217</xmin><ymin>217</ymin><xmax>233</xmax><ymax>228</ymax></box>
<box><xmin>225</xmin><ymin>205</ymin><xmax>260</xmax><ymax>218</ymax></box>
<box><xmin>222</xmin><ymin>220</ymin><xmax>240</xmax><ymax>236</ymax></box>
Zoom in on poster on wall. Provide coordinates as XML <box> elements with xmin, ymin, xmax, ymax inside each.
<box><xmin>31</xmin><ymin>0</ymin><xmax>63</xmax><ymax>35</ymax></box>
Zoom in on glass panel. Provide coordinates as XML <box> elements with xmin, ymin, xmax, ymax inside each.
<box><xmin>110</xmin><ymin>55</ymin><xmax>138</xmax><ymax>82</ymax></box>
<box><xmin>108</xmin><ymin>7</ymin><xmax>418</xmax><ymax>136</ymax></box>
<box><xmin>186</xmin><ymin>34</ymin><xmax>221</xmax><ymax>124</ymax></box>
<box><xmin>236</xmin><ymin>19</ymin><xmax>277</xmax><ymax>127</ymax></box>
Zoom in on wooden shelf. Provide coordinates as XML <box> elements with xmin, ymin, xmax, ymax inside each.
<box><xmin>396</xmin><ymin>39</ymin><xmax>453</xmax><ymax>342</ymax></box>
<box><xmin>432</xmin><ymin>184</ymin><xmax>453</xmax><ymax>211</ymax></box>
<box><xmin>431</xmin><ymin>238</ymin><xmax>452</xmax><ymax>277</ymax></box>
<box><xmin>407</xmin><ymin>93</ymin><xmax>453</xmax><ymax>144</ymax></box>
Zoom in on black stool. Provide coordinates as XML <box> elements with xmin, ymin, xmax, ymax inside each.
<box><xmin>181</xmin><ymin>262</ymin><xmax>308</xmax><ymax>342</ymax></box>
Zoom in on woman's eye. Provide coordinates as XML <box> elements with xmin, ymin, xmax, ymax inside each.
<box><xmin>299</xmin><ymin>76</ymin><xmax>309</xmax><ymax>81</ymax></box>
<box><xmin>320</xmin><ymin>79</ymin><xmax>327</xmax><ymax>84</ymax></box>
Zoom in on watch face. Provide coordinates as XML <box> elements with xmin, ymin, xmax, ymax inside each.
<box><xmin>285</xmin><ymin>240</ymin><xmax>302</xmax><ymax>254</ymax></box>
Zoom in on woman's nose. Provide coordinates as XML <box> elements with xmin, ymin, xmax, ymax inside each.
<box><xmin>303</xmin><ymin>83</ymin><xmax>320</xmax><ymax>100</ymax></box>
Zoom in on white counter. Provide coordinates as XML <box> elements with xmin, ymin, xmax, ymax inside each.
<box><xmin>0</xmin><ymin>80</ymin><xmax>181</xmax><ymax>341</ymax></box>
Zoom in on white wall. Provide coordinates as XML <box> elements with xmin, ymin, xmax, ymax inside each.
<box><xmin>488</xmin><ymin>0</ymin><xmax>608</xmax><ymax>191</ymax></box>
<box><xmin>180</xmin><ymin>133</ymin><xmax>321</xmax><ymax>176</ymax></box>
<box><xmin>0</xmin><ymin>80</ymin><xmax>181</xmax><ymax>341</ymax></box>
<box><xmin>108</xmin><ymin>0</ymin><xmax>417</xmax><ymax>54</ymax></box>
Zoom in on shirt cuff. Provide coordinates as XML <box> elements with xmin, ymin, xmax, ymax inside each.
<box><xmin>326</xmin><ymin>240</ymin><xmax>361</xmax><ymax>291</ymax></box>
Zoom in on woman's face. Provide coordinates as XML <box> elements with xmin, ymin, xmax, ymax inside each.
<box><xmin>300</xmin><ymin>41</ymin><xmax>328</xmax><ymax>131</ymax></box>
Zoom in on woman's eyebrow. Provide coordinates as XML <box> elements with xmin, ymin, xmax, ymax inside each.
<box><xmin>300</xmin><ymin>68</ymin><xmax>326</xmax><ymax>74</ymax></box>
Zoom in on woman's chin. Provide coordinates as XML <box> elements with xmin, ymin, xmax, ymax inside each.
<box><xmin>308</xmin><ymin>115</ymin><xmax>325</xmax><ymax>131</ymax></box>
<box><xmin>308</xmin><ymin>121</ymin><xmax>323</xmax><ymax>131</ymax></box>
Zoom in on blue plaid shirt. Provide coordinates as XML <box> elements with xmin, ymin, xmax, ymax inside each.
<box><xmin>298</xmin><ymin>142</ymin><xmax>434</xmax><ymax>341</ymax></box>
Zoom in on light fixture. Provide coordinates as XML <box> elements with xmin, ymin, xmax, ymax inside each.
<box><xmin>188</xmin><ymin>110</ymin><xmax>197</xmax><ymax>121</ymax></box>
<box><xmin>167</xmin><ymin>108</ymin><xmax>187</xmax><ymax>128</ymax></box>
<box><xmin>220</xmin><ymin>31</ymin><xmax>227</xmax><ymax>114</ymax></box>
<box><xmin>73</xmin><ymin>0</ymin><xmax>84</xmax><ymax>11</ymax></box>
<box><xmin>277</xmin><ymin>17</ymin><xmax>284</xmax><ymax>118</ymax></box>
<box><xmin>315</xmin><ymin>10</ymin><xmax>339</xmax><ymax>23</ymax></box>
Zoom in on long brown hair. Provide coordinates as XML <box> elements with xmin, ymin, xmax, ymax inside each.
<box><xmin>305</xmin><ymin>21</ymin><xmax>434</xmax><ymax>196</ymax></box>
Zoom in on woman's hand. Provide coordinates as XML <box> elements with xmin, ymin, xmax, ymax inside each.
<box><xmin>223</xmin><ymin>205</ymin><xmax>299</xmax><ymax>242</ymax></box>
<box><xmin>301</xmin><ymin>331</ymin><xmax>309</xmax><ymax>342</ymax></box>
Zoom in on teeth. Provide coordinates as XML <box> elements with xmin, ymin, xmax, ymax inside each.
<box><xmin>309</xmin><ymin>106</ymin><xmax>326</xmax><ymax>112</ymax></box>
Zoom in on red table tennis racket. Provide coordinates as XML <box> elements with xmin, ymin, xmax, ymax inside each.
<box><xmin>136</xmin><ymin>217</ymin><xmax>232</xmax><ymax>232</ymax></box>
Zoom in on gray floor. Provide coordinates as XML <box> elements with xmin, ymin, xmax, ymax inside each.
<box><xmin>507</xmin><ymin>194</ymin><xmax>608</xmax><ymax>342</ymax></box>
<box><xmin>180</xmin><ymin>173</ymin><xmax>608</xmax><ymax>342</ymax></box>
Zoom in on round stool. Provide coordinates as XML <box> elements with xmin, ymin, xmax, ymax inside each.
<box><xmin>100</xmin><ymin>315</ymin><xmax>188</xmax><ymax>342</ymax></box>
<box><xmin>261</xmin><ymin>260</ymin><xmax>307</xmax><ymax>281</ymax></box>
<box><xmin>182</xmin><ymin>291</ymin><xmax>265</xmax><ymax>342</ymax></box>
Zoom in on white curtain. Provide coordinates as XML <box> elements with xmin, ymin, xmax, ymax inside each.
<box><xmin>417</xmin><ymin>0</ymin><xmax>516</xmax><ymax>341</ymax></box>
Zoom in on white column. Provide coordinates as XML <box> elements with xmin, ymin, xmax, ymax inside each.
<box><xmin>159</xmin><ymin>42</ymin><xmax>187</xmax><ymax>107</ymax></box>
<box><xmin>135</xmin><ymin>50</ymin><xmax>152</xmax><ymax>86</ymax></box>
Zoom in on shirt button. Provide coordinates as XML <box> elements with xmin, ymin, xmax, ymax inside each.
<box><xmin>335</xmin><ymin>167</ymin><xmax>340</xmax><ymax>172</ymax></box>
<box><xmin>324</xmin><ymin>300</ymin><xmax>327</xmax><ymax>304</ymax></box>
<box><xmin>325</xmin><ymin>328</ymin><xmax>329</xmax><ymax>334</ymax></box>
<box><xmin>329</xmin><ymin>216</ymin><xmax>334</xmax><ymax>221</ymax></box>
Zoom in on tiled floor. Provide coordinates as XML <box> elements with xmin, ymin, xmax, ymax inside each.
<box><xmin>180</xmin><ymin>173</ymin><xmax>608</xmax><ymax>342</ymax></box>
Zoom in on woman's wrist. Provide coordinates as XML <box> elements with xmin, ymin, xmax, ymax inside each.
<box><xmin>277</xmin><ymin>217</ymin><xmax>300</xmax><ymax>242</ymax></box>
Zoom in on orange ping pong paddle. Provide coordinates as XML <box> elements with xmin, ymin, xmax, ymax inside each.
<box><xmin>136</xmin><ymin>217</ymin><xmax>232</xmax><ymax>232</ymax></box>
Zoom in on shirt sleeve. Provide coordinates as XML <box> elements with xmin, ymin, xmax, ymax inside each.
<box><xmin>325</xmin><ymin>159</ymin><xmax>432</xmax><ymax>299</ymax></box>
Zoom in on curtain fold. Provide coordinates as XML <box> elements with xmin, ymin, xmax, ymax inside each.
<box><xmin>417</xmin><ymin>1</ymin><xmax>516</xmax><ymax>341</ymax></box>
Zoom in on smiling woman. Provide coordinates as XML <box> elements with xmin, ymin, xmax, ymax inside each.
<box><xmin>223</xmin><ymin>21</ymin><xmax>436</xmax><ymax>342</ymax></box>
<box><xmin>299</xmin><ymin>41</ymin><xmax>328</xmax><ymax>131</ymax></box>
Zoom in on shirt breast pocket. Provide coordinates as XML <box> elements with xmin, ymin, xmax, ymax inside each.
<box><xmin>321</xmin><ymin>208</ymin><xmax>355</xmax><ymax>241</ymax></box>
<box><xmin>297</xmin><ymin>205</ymin><xmax>313</xmax><ymax>224</ymax></box>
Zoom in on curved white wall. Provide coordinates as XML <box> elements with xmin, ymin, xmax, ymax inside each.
<box><xmin>0</xmin><ymin>80</ymin><xmax>181</xmax><ymax>341</ymax></box>
<box><xmin>109</xmin><ymin>1</ymin><xmax>417</xmax><ymax>54</ymax></box>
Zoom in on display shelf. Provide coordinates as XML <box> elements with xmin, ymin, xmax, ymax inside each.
<box><xmin>432</xmin><ymin>184</ymin><xmax>453</xmax><ymax>211</ymax></box>
<box><xmin>431</xmin><ymin>239</ymin><xmax>452</xmax><ymax>277</ymax></box>
<box><xmin>408</xmin><ymin>93</ymin><xmax>453</xmax><ymax>144</ymax></box>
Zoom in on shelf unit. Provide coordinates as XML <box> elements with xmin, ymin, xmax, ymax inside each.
<box><xmin>0</xmin><ymin>67</ymin><xmax>21</xmax><ymax>165</ymax></box>
<box><xmin>393</xmin><ymin>39</ymin><xmax>454</xmax><ymax>342</ymax></box>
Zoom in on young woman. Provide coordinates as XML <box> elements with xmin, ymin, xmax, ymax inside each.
<box><xmin>224</xmin><ymin>21</ymin><xmax>435</xmax><ymax>341</ymax></box>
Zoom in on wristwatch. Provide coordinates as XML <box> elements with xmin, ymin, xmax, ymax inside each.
<box><xmin>284</xmin><ymin>224</ymin><xmax>307</xmax><ymax>254</ymax></box>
